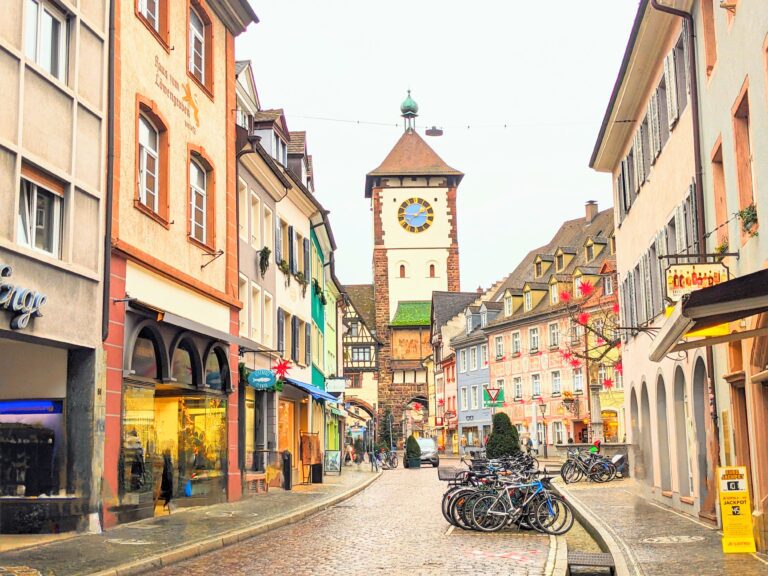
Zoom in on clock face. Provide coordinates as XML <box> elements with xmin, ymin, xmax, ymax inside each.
<box><xmin>398</xmin><ymin>198</ymin><xmax>434</xmax><ymax>233</ymax></box>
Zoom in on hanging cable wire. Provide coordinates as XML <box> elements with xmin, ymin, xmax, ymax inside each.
<box><xmin>290</xmin><ymin>114</ymin><xmax>594</xmax><ymax>131</ymax></box>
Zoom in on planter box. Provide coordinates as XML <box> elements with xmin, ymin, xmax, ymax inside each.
<box><xmin>406</xmin><ymin>457</ymin><xmax>421</xmax><ymax>469</ymax></box>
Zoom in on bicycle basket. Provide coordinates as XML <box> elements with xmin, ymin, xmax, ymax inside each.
<box><xmin>437</xmin><ymin>466</ymin><xmax>460</xmax><ymax>481</ymax></box>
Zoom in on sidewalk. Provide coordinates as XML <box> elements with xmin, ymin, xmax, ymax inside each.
<box><xmin>0</xmin><ymin>469</ymin><xmax>380</xmax><ymax>576</ymax></box>
<box><xmin>557</xmin><ymin>478</ymin><xmax>768</xmax><ymax>576</ymax></box>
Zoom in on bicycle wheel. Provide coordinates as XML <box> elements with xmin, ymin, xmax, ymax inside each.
<box><xmin>588</xmin><ymin>462</ymin><xmax>613</xmax><ymax>483</ymax></box>
<box><xmin>389</xmin><ymin>454</ymin><xmax>399</xmax><ymax>469</ymax></box>
<box><xmin>442</xmin><ymin>487</ymin><xmax>463</xmax><ymax>525</ymax></box>
<box><xmin>449</xmin><ymin>489</ymin><xmax>476</xmax><ymax>531</ymax></box>
<box><xmin>470</xmin><ymin>495</ymin><xmax>509</xmax><ymax>533</ymax></box>
<box><xmin>532</xmin><ymin>495</ymin><xmax>574</xmax><ymax>535</ymax></box>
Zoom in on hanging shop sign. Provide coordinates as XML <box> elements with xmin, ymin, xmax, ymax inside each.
<box><xmin>717</xmin><ymin>466</ymin><xmax>757</xmax><ymax>553</ymax></box>
<box><xmin>247</xmin><ymin>369</ymin><xmax>277</xmax><ymax>390</ymax></box>
<box><xmin>483</xmin><ymin>386</ymin><xmax>505</xmax><ymax>409</ymax></box>
<box><xmin>325</xmin><ymin>378</ymin><xmax>347</xmax><ymax>393</ymax></box>
<box><xmin>0</xmin><ymin>264</ymin><xmax>47</xmax><ymax>330</ymax></box>
<box><xmin>665</xmin><ymin>263</ymin><xmax>728</xmax><ymax>302</ymax></box>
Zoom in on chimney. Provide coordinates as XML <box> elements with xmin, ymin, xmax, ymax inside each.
<box><xmin>585</xmin><ymin>200</ymin><xmax>598</xmax><ymax>224</ymax></box>
<box><xmin>476</xmin><ymin>286</ymin><xmax>483</xmax><ymax>295</ymax></box>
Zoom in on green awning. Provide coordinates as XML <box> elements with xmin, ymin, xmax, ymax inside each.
<box><xmin>330</xmin><ymin>407</ymin><xmax>346</xmax><ymax>417</ymax></box>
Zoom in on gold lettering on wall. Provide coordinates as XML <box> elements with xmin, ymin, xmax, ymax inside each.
<box><xmin>154</xmin><ymin>56</ymin><xmax>200</xmax><ymax>132</ymax></box>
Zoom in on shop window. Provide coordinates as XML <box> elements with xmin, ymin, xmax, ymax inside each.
<box><xmin>188</xmin><ymin>1</ymin><xmax>213</xmax><ymax>95</ymax></box>
<box><xmin>132</xmin><ymin>328</ymin><xmax>161</xmax><ymax>379</ymax></box>
<box><xmin>18</xmin><ymin>166</ymin><xmax>64</xmax><ymax>258</ymax></box>
<box><xmin>172</xmin><ymin>341</ymin><xmax>196</xmax><ymax>386</ymax></box>
<box><xmin>25</xmin><ymin>0</ymin><xmax>68</xmax><ymax>82</ymax></box>
<box><xmin>602</xmin><ymin>410</ymin><xmax>619</xmax><ymax>443</ymax></box>
<box><xmin>204</xmin><ymin>348</ymin><xmax>228</xmax><ymax>391</ymax></box>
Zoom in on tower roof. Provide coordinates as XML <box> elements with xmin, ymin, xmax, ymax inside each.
<box><xmin>400</xmin><ymin>90</ymin><xmax>419</xmax><ymax>117</ymax></box>
<box><xmin>364</xmin><ymin>130</ymin><xmax>463</xmax><ymax>197</ymax></box>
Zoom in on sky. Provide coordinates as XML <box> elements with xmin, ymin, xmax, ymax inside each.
<box><xmin>236</xmin><ymin>1</ymin><xmax>640</xmax><ymax>291</ymax></box>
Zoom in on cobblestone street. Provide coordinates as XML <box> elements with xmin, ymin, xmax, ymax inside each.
<box><xmin>156</xmin><ymin>465</ymin><xmax>552</xmax><ymax>576</ymax></box>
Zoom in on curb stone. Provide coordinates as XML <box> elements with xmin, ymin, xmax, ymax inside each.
<box><xmin>87</xmin><ymin>471</ymin><xmax>382</xmax><ymax>576</ymax></box>
<box><xmin>545</xmin><ymin>534</ymin><xmax>568</xmax><ymax>576</ymax></box>
<box><xmin>554</xmin><ymin>481</ymin><xmax>632</xmax><ymax>576</ymax></box>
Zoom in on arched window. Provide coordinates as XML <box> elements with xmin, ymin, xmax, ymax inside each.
<box><xmin>429</xmin><ymin>264</ymin><xmax>435</xmax><ymax>278</ymax></box>
<box><xmin>132</xmin><ymin>328</ymin><xmax>161</xmax><ymax>379</ymax></box>
<box><xmin>172</xmin><ymin>341</ymin><xmax>196</xmax><ymax>386</ymax></box>
<box><xmin>399</xmin><ymin>264</ymin><xmax>406</xmax><ymax>278</ymax></box>
<box><xmin>204</xmin><ymin>348</ymin><xmax>229</xmax><ymax>391</ymax></box>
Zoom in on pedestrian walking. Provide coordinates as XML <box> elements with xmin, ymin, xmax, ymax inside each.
<box><xmin>526</xmin><ymin>436</ymin><xmax>533</xmax><ymax>454</ymax></box>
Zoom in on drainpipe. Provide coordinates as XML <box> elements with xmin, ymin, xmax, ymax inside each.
<box><xmin>102</xmin><ymin>0</ymin><xmax>116</xmax><ymax>342</ymax></box>
<box><xmin>650</xmin><ymin>0</ymin><xmax>721</xmax><ymax>520</ymax></box>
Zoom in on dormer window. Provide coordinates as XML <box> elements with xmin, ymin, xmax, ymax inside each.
<box><xmin>524</xmin><ymin>291</ymin><xmax>532</xmax><ymax>312</ymax></box>
<box><xmin>273</xmin><ymin>133</ymin><xmax>287</xmax><ymax>165</ymax></box>
<box><xmin>535</xmin><ymin>261</ymin><xmax>542</xmax><ymax>278</ymax></box>
<box><xmin>586</xmin><ymin>243</ymin><xmax>594</xmax><ymax>262</ymax></box>
<box><xmin>556</xmin><ymin>254</ymin><xmax>564</xmax><ymax>271</ymax></box>
<box><xmin>550</xmin><ymin>284</ymin><xmax>559</xmax><ymax>305</ymax></box>
<box><xmin>466</xmin><ymin>315</ymin><xmax>473</xmax><ymax>334</ymax></box>
<box><xmin>610</xmin><ymin>236</ymin><xmax>616</xmax><ymax>255</ymax></box>
<box><xmin>504</xmin><ymin>296</ymin><xmax>512</xmax><ymax>317</ymax></box>
<box><xmin>604</xmin><ymin>275</ymin><xmax>614</xmax><ymax>296</ymax></box>
<box><xmin>481</xmin><ymin>311</ymin><xmax>488</xmax><ymax>327</ymax></box>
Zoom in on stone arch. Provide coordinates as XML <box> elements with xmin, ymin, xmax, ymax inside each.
<box><xmin>692</xmin><ymin>356</ymin><xmax>708</xmax><ymax>503</ymax></box>
<box><xmin>640</xmin><ymin>380</ymin><xmax>654</xmax><ymax>486</ymax></box>
<box><xmin>125</xmin><ymin>319</ymin><xmax>170</xmax><ymax>380</ymax></box>
<box><xmin>169</xmin><ymin>331</ymin><xmax>203</xmax><ymax>388</ymax></box>
<box><xmin>673</xmin><ymin>365</ymin><xmax>691</xmax><ymax>497</ymax></box>
<box><xmin>656</xmin><ymin>374</ymin><xmax>672</xmax><ymax>492</ymax></box>
<box><xmin>203</xmin><ymin>341</ymin><xmax>231</xmax><ymax>392</ymax></box>
<box><xmin>346</xmin><ymin>396</ymin><xmax>376</xmax><ymax>420</ymax></box>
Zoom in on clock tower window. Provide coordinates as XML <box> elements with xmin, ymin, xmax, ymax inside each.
<box><xmin>399</xmin><ymin>264</ymin><xmax>406</xmax><ymax>278</ymax></box>
<box><xmin>429</xmin><ymin>264</ymin><xmax>435</xmax><ymax>278</ymax></box>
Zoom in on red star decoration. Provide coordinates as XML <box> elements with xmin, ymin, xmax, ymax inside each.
<box><xmin>578</xmin><ymin>312</ymin><xmax>590</xmax><ymax>325</ymax></box>
<box><xmin>560</xmin><ymin>291</ymin><xmax>572</xmax><ymax>302</ymax></box>
<box><xmin>412</xmin><ymin>402</ymin><xmax>422</xmax><ymax>412</ymax></box>
<box><xmin>578</xmin><ymin>281</ymin><xmax>594</xmax><ymax>298</ymax></box>
<box><xmin>273</xmin><ymin>359</ymin><xmax>292</xmax><ymax>380</ymax></box>
<box><xmin>612</xmin><ymin>303</ymin><xmax>621</xmax><ymax>314</ymax></box>
<box><xmin>569</xmin><ymin>358</ymin><xmax>582</xmax><ymax>369</ymax></box>
<box><xmin>603</xmin><ymin>377</ymin><xmax>614</xmax><ymax>390</ymax></box>
<box><xmin>615</xmin><ymin>361</ymin><xmax>623</xmax><ymax>375</ymax></box>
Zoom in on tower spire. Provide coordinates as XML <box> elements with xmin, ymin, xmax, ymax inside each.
<box><xmin>400</xmin><ymin>89</ymin><xmax>419</xmax><ymax>132</ymax></box>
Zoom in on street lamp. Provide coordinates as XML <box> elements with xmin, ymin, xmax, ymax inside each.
<box><xmin>538</xmin><ymin>399</ymin><xmax>548</xmax><ymax>458</ymax></box>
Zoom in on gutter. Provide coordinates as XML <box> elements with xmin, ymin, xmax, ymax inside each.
<box><xmin>102</xmin><ymin>0</ymin><xmax>115</xmax><ymax>342</ymax></box>
<box><xmin>650</xmin><ymin>0</ymin><xmax>722</xmax><ymax>518</ymax></box>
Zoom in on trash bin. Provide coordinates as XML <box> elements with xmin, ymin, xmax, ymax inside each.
<box><xmin>282</xmin><ymin>450</ymin><xmax>292</xmax><ymax>491</ymax></box>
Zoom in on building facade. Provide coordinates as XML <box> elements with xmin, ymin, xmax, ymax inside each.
<box><xmin>103</xmin><ymin>0</ymin><xmax>257</xmax><ymax>527</ymax></box>
<box><xmin>0</xmin><ymin>0</ymin><xmax>109</xmax><ymax>534</ymax></box>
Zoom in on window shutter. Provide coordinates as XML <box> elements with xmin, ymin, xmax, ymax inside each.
<box><xmin>628</xmin><ymin>270</ymin><xmax>637</xmax><ymax>330</ymax></box>
<box><xmin>637</xmin><ymin>260</ymin><xmax>647</xmax><ymax>325</ymax></box>
<box><xmin>674</xmin><ymin>205</ymin><xmax>686</xmax><ymax>254</ymax></box>
<box><xmin>305</xmin><ymin>322</ymin><xmax>311</xmax><ymax>367</ymax></box>
<box><xmin>664</xmin><ymin>53</ymin><xmax>679</xmax><ymax>127</ymax></box>
<box><xmin>649</xmin><ymin>98</ymin><xmax>660</xmax><ymax>161</ymax></box>
<box><xmin>643</xmin><ymin>252</ymin><xmax>653</xmax><ymax>321</ymax></box>
<box><xmin>275</xmin><ymin>220</ymin><xmax>282</xmax><ymax>263</ymax></box>
<box><xmin>682</xmin><ymin>24</ymin><xmax>691</xmax><ymax>99</ymax></box>
<box><xmin>621</xmin><ymin>158</ymin><xmax>631</xmax><ymax>212</ymax></box>
<box><xmin>303</xmin><ymin>238</ymin><xmax>310</xmax><ymax>278</ymax></box>
<box><xmin>633</xmin><ymin>133</ymin><xmax>644</xmax><ymax>190</ymax></box>
<box><xmin>291</xmin><ymin>316</ymin><xmax>299</xmax><ymax>361</ymax></box>
<box><xmin>277</xmin><ymin>309</ymin><xmax>285</xmax><ymax>353</ymax></box>
<box><xmin>288</xmin><ymin>226</ymin><xmax>295</xmax><ymax>273</ymax></box>
<box><xmin>655</xmin><ymin>232</ymin><xmax>667</xmax><ymax>313</ymax></box>
<box><xmin>688</xmin><ymin>183</ymin><xmax>699</xmax><ymax>253</ymax></box>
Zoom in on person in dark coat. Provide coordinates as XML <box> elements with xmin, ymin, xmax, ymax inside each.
<box><xmin>160</xmin><ymin>450</ymin><xmax>174</xmax><ymax>508</ymax></box>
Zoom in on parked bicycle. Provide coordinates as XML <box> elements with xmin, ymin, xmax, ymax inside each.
<box><xmin>560</xmin><ymin>448</ymin><xmax>627</xmax><ymax>483</ymax></box>
<box><xmin>378</xmin><ymin>448</ymin><xmax>399</xmax><ymax>470</ymax></box>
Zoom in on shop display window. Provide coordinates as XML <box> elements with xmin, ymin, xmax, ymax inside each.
<box><xmin>171</xmin><ymin>343</ymin><xmax>195</xmax><ymax>386</ymax></box>
<box><xmin>178</xmin><ymin>397</ymin><xmax>227</xmax><ymax>489</ymax></box>
<box><xmin>132</xmin><ymin>331</ymin><xmax>160</xmax><ymax>379</ymax></box>
<box><xmin>278</xmin><ymin>400</ymin><xmax>295</xmax><ymax>454</ymax></box>
<box><xmin>204</xmin><ymin>349</ymin><xmax>227</xmax><ymax>390</ymax></box>
<box><xmin>121</xmin><ymin>386</ymin><xmax>157</xmax><ymax>498</ymax></box>
<box><xmin>0</xmin><ymin>400</ymin><xmax>64</xmax><ymax>497</ymax></box>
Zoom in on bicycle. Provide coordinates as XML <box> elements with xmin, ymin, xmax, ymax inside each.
<box><xmin>379</xmin><ymin>449</ymin><xmax>399</xmax><ymax>470</ymax></box>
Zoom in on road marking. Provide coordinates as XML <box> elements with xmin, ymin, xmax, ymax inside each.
<box><xmin>750</xmin><ymin>553</ymin><xmax>768</xmax><ymax>566</ymax></box>
<box><xmin>445</xmin><ymin>525</ymin><xmax>455</xmax><ymax>536</ymax></box>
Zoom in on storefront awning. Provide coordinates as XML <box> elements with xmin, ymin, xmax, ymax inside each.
<box><xmin>284</xmin><ymin>378</ymin><xmax>338</xmax><ymax>403</ymax></box>
<box><xmin>330</xmin><ymin>407</ymin><xmax>346</xmax><ymax>418</ymax></box>
<box><xmin>650</xmin><ymin>268</ymin><xmax>768</xmax><ymax>362</ymax></box>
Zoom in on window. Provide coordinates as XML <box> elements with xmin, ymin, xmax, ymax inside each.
<box><xmin>399</xmin><ymin>264</ymin><xmax>406</xmax><ymax>278</ymax></box>
<box><xmin>263</xmin><ymin>207</ymin><xmax>273</xmax><ymax>252</ymax></box>
<box><xmin>480</xmin><ymin>344</ymin><xmax>488</xmax><ymax>367</ymax></box>
<box><xmin>535</xmin><ymin>261</ymin><xmax>542</xmax><ymax>277</ymax></box>
<box><xmin>604</xmin><ymin>275</ymin><xmax>614</xmax><ymax>296</ymax></box>
<box><xmin>573</xmin><ymin>369</ymin><xmax>583</xmax><ymax>393</ymax></box>
<box><xmin>138</xmin><ymin>0</ymin><xmax>159</xmax><ymax>29</ymax></box>
<box><xmin>550</xmin><ymin>284</ymin><xmax>559</xmax><ymax>305</ymax></box>
<box><xmin>481</xmin><ymin>310</ymin><xmax>487</xmax><ymax>327</ymax></box>
<box><xmin>351</xmin><ymin>346</ymin><xmax>371</xmax><ymax>362</ymax></box>
<box><xmin>551</xmin><ymin>371</ymin><xmax>561</xmax><ymax>395</ymax></box>
<box><xmin>263</xmin><ymin>292</ymin><xmax>273</xmax><ymax>347</ymax></box>
<box><xmin>532</xmin><ymin>373</ymin><xmax>541</xmax><ymax>397</ymax></box>
<box><xmin>701</xmin><ymin>0</ymin><xmax>717</xmax><ymax>75</ymax></box>
<box><xmin>556</xmin><ymin>254</ymin><xmax>564</xmax><ymax>271</ymax></box>
<box><xmin>460</xmin><ymin>388</ymin><xmax>468</xmax><ymax>411</ymax></box>
<box><xmin>238</xmin><ymin>276</ymin><xmax>249</xmax><ymax>337</ymax></box>
<box><xmin>537</xmin><ymin>422</ymin><xmax>545</xmax><ymax>445</ymax></box>
<box><xmin>138</xmin><ymin>116</ymin><xmax>160</xmax><ymax>213</ymax></box>
<box><xmin>250</xmin><ymin>283</ymin><xmax>261</xmax><ymax>342</ymax></box>
<box><xmin>513</xmin><ymin>377</ymin><xmax>522</xmax><ymax>399</ymax></box>
<box><xmin>18</xmin><ymin>171</ymin><xmax>63</xmax><ymax>257</ymax></box>
<box><xmin>614</xmin><ymin>368</ymin><xmax>623</xmax><ymax>390</ymax></box>
<box><xmin>471</xmin><ymin>385</ymin><xmax>479</xmax><ymax>410</ymax></box>
<box><xmin>349</xmin><ymin>321</ymin><xmax>359</xmax><ymax>337</ymax></box>
<box><xmin>189</xmin><ymin>158</ymin><xmax>207</xmax><ymax>244</ymax></box>
<box><xmin>494</xmin><ymin>336</ymin><xmax>504</xmax><ymax>359</ymax></box>
<box><xmin>429</xmin><ymin>264</ymin><xmax>436</xmax><ymax>278</ymax></box>
<box><xmin>512</xmin><ymin>332</ymin><xmax>520</xmax><ymax>355</ymax></box>
<box><xmin>348</xmin><ymin>374</ymin><xmax>362</xmax><ymax>388</ymax></box>
<box><xmin>466</xmin><ymin>315</ymin><xmax>473</xmax><ymax>334</ymax></box>
<box><xmin>25</xmin><ymin>0</ymin><xmax>67</xmax><ymax>81</ymax></box>
<box><xmin>712</xmin><ymin>139</ymin><xmax>728</xmax><ymax>245</ymax></box>
<box><xmin>524</xmin><ymin>291</ymin><xmax>532</xmax><ymax>311</ymax></box>
<box><xmin>529</xmin><ymin>328</ymin><xmax>539</xmax><ymax>352</ymax></box>
<box><xmin>598</xmin><ymin>364</ymin><xmax>607</xmax><ymax>387</ymax></box>
<box><xmin>553</xmin><ymin>421</ymin><xmax>564</xmax><ymax>445</ymax></box>
<box><xmin>469</xmin><ymin>347</ymin><xmax>478</xmax><ymax>371</ymax></box>
<box><xmin>189</xmin><ymin>8</ymin><xmax>205</xmax><ymax>83</ymax></box>
<box><xmin>586</xmin><ymin>244</ymin><xmax>594</xmax><ymax>262</ymax></box>
<box><xmin>238</xmin><ymin>179</ymin><xmax>248</xmax><ymax>240</ymax></box>
<box><xmin>459</xmin><ymin>349</ymin><xmax>467</xmax><ymax>372</ymax></box>
<box><xmin>548</xmin><ymin>323</ymin><xmax>559</xmax><ymax>348</ymax></box>
<box><xmin>732</xmin><ymin>82</ymin><xmax>754</xmax><ymax>218</ymax></box>
<box><xmin>250</xmin><ymin>193</ymin><xmax>261</xmax><ymax>248</ymax></box>
<box><xmin>504</xmin><ymin>296</ymin><xmax>512</xmax><ymax>316</ymax></box>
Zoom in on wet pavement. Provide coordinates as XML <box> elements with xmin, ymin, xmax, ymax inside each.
<box><xmin>558</xmin><ymin>478</ymin><xmax>768</xmax><ymax>575</ymax></box>
<box><xmin>155</xmin><ymin>465</ymin><xmax>555</xmax><ymax>576</ymax></box>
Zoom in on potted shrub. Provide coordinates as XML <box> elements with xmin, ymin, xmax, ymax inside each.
<box><xmin>485</xmin><ymin>412</ymin><xmax>521</xmax><ymax>459</ymax></box>
<box><xmin>404</xmin><ymin>434</ymin><xmax>421</xmax><ymax>469</ymax></box>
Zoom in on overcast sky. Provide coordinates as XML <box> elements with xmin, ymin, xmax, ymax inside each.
<box><xmin>236</xmin><ymin>1</ymin><xmax>639</xmax><ymax>291</ymax></box>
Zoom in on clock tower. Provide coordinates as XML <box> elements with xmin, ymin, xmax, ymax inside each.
<box><xmin>365</xmin><ymin>92</ymin><xmax>463</xmax><ymax>431</ymax></box>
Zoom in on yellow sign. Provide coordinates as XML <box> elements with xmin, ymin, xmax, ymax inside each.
<box><xmin>717</xmin><ymin>466</ymin><xmax>756</xmax><ymax>553</ymax></box>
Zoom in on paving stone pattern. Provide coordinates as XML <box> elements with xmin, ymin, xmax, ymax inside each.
<box><xmin>0</xmin><ymin>470</ymin><xmax>377</xmax><ymax>576</ymax></box>
<box><xmin>560</xmin><ymin>479</ymin><xmax>768</xmax><ymax>576</ymax></box>
<box><xmin>156</xmin><ymin>466</ymin><xmax>552</xmax><ymax>576</ymax></box>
